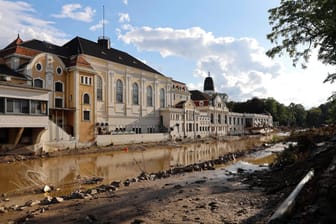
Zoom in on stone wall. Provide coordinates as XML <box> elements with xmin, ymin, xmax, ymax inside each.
<box><xmin>96</xmin><ymin>133</ymin><xmax>169</xmax><ymax>147</ymax></box>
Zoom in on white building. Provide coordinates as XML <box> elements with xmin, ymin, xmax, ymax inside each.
<box><xmin>0</xmin><ymin>35</ymin><xmax>273</xmax><ymax>149</ymax></box>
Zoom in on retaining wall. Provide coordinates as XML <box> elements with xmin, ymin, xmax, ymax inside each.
<box><xmin>96</xmin><ymin>133</ymin><xmax>170</xmax><ymax>146</ymax></box>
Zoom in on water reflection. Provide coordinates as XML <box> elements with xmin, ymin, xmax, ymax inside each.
<box><xmin>0</xmin><ymin>136</ymin><xmax>270</xmax><ymax>195</ymax></box>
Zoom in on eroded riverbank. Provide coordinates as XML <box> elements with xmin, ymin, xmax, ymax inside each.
<box><xmin>0</xmin><ymin>135</ymin><xmax>273</xmax><ymax>196</ymax></box>
<box><xmin>0</xmin><ymin>139</ymin><xmax>288</xmax><ymax>224</ymax></box>
<box><xmin>2</xmin><ymin>128</ymin><xmax>335</xmax><ymax>223</ymax></box>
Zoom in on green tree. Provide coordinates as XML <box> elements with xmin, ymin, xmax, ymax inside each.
<box><xmin>326</xmin><ymin>99</ymin><xmax>336</xmax><ymax>124</ymax></box>
<box><xmin>288</xmin><ymin>103</ymin><xmax>307</xmax><ymax>127</ymax></box>
<box><xmin>277</xmin><ymin>103</ymin><xmax>289</xmax><ymax>126</ymax></box>
<box><xmin>265</xmin><ymin>97</ymin><xmax>278</xmax><ymax>120</ymax></box>
<box><xmin>267</xmin><ymin>0</ymin><xmax>336</xmax><ymax>82</ymax></box>
<box><xmin>294</xmin><ymin>104</ymin><xmax>307</xmax><ymax>127</ymax></box>
<box><xmin>306</xmin><ymin>107</ymin><xmax>322</xmax><ymax>127</ymax></box>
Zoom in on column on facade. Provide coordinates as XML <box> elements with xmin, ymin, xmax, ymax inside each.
<box><xmin>183</xmin><ymin>109</ymin><xmax>186</xmax><ymax>137</ymax></box>
<box><xmin>107</xmin><ymin>70</ymin><xmax>113</xmax><ymax>115</ymax></box>
<box><xmin>73</xmin><ymin>70</ymin><xmax>79</xmax><ymax>140</ymax></box>
<box><xmin>125</xmin><ymin>73</ymin><xmax>131</xmax><ymax>115</ymax></box>
<box><xmin>166</xmin><ymin>82</ymin><xmax>170</xmax><ymax>107</ymax></box>
<box><xmin>154</xmin><ymin>80</ymin><xmax>158</xmax><ymax>110</ymax></box>
<box><xmin>140</xmin><ymin>77</ymin><xmax>145</xmax><ymax>116</ymax></box>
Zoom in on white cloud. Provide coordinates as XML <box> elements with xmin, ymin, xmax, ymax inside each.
<box><xmin>118</xmin><ymin>13</ymin><xmax>130</xmax><ymax>23</ymax></box>
<box><xmin>265</xmin><ymin>55</ymin><xmax>335</xmax><ymax>109</ymax></box>
<box><xmin>89</xmin><ymin>19</ymin><xmax>109</xmax><ymax>31</ymax></box>
<box><xmin>123</xmin><ymin>0</ymin><xmax>128</xmax><ymax>5</ymax></box>
<box><xmin>118</xmin><ymin>25</ymin><xmax>281</xmax><ymax>101</ymax></box>
<box><xmin>118</xmin><ymin>24</ymin><xmax>335</xmax><ymax>108</ymax></box>
<box><xmin>52</xmin><ymin>4</ymin><xmax>95</xmax><ymax>22</ymax></box>
<box><xmin>0</xmin><ymin>0</ymin><xmax>67</xmax><ymax>47</ymax></box>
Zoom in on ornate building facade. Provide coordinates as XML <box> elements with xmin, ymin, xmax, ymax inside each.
<box><xmin>0</xmin><ymin>35</ymin><xmax>272</xmax><ymax>150</ymax></box>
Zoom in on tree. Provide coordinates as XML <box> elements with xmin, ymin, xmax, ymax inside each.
<box><xmin>288</xmin><ymin>103</ymin><xmax>307</xmax><ymax>127</ymax></box>
<box><xmin>326</xmin><ymin>100</ymin><xmax>336</xmax><ymax>124</ymax></box>
<box><xmin>265</xmin><ymin>97</ymin><xmax>278</xmax><ymax>119</ymax></box>
<box><xmin>306</xmin><ymin>107</ymin><xmax>322</xmax><ymax>127</ymax></box>
<box><xmin>294</xmin><ymin>104</ymin><xmax>307</xmax><ymax>127</ymax></box>
<box><xmin>277</xmin><ymin>103</ymin><xmax>289</xmax><ymax>126</ymax></box>
<box><xmin>267</xmin><ymin>0</ymin><xmax>336</xmax><ymax>82</ymax></box>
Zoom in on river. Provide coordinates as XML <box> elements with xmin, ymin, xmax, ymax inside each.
<box><xmin>0</xmin><ymin>136</ymin><xmax>275</xmax><ymax>196</ymax></box>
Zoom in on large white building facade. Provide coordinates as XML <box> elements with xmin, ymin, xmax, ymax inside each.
<box><xmin>160</xmin><ymin>75</ymin><xmax>273</xmax><ymax>140</ymax></box>
<box><xmin>0</xmin><ymin>35</ymin><xmax>272</xmax><ymax>150</ymax></box>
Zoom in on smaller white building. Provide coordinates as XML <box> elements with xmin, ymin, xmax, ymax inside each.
<box><xmin>160</xmin><ymin>75</ymin><xmax>273</xmax><ymax>140</ymax></box>
<box><xmin>0</xmin><ymin>82</ymin><xmax>49</xmax><ymax>148</ymax></box>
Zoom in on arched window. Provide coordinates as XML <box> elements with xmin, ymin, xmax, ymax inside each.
<box><xmin>218</xmin><ymin>114</ymin><xmax>221</xmax><ymax>124</ymax></box>
<box><xmin>55</xmin><ymin>81</ymin><xmax>63</xmax><ymax>92</ymax></box>
<box><xmin>34</xmin><ymin>79</ymin><xmax>43</xmax><ymax>88</ymax></box>
<box><xmin>160</xmin><ymin>88</ymin><xmax>165</xmax><ymax>108</ymax></box>
<box><xmin>83</xmin><ymin>93</ymin><xmax>90</xmax><ymax>104</ymax></box>
<box><xmin>146</xmin><ymin>86</ymin><xmax>153</xmax><ymax>106</ymax></box>
<box><xmin>132</xmin><ymin>83</ymin><xmax>139</xmax><ymax>105</ymax></box>
<box><xmin>116</xmin><ymin>79</ymin><xmax>123</xmax><ymax>103</ymax></box>
<box><xmin>96</xmin><ymin>76</ymin><xmax>103</xmax><ymax>101</ymax></box>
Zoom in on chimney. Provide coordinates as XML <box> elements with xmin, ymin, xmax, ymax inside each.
<box><xmin>98</xmin><ymin>36</ymin><xmax>110</xmax><ymax>49</ymax></box>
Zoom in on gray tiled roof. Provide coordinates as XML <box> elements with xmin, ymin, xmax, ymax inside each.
<box><xmin>3</xmin><ymin>36</ymin><xmax>165</xmax><ymax>76</ymax></box>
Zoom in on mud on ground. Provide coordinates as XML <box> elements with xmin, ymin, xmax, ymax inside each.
<box><xmin>1</xmin><ymin>127</ymin><xmax>336</xmax><ymax>224</ymax></box>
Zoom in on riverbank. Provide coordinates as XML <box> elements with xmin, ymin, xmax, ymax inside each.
<box><xmin>1</xmin><ymin>158</ymin><xmax>280</xmax><ymax>224</ymax></box>
<box><xmin>0</xmin><ymin>135</ymin><xmax>280</xmax><ymax>224</ymax></box>
<box><xmin>0</xmin><ymin>135</ymin><xmax>274</xmax><ymax>164</ymax></box>
<box><xmin>1</xmin><ymin>127</ymin><xmax>336</xmax><ymax>223</ymax></box>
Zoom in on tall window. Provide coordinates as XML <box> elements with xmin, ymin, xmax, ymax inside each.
<box><xmin>132</xmin><ymin>83</ymin><xmax>139</xmax><ymax>105</ymax></box>
<box><xmin>116</xmin><ymin>79</ymin><xmax>123</xmax><ymax>103</ymax></box>
<box><xmin>34</xmin><ymin>79</ymin><xmax>43</xmax><ymax>88</ymax></box>
<box><xmin>218</xmin><ymin>114</ymin><xmax>221</xmax><ymax>124</ymax></box>
<box><xmin>147</xmin><ymin>86</ymin><xmax>153</xmax><ymax>106</ymax></box>
<box><xmin>55</xmin><ymin>82</ymin><xmax>63</xmax><ymax>92</ymax></box>
<box><xmin>83</xmin><ymin>93</ymin><xmax>90</xmax><ymax>104</ymax></box>
<box><xmin>96</xmin><ymin>76</ymin><xmax>103</xmax><ymax>101</ymax></box>
<box><xmin>210</xmin><ymin>113</ymin><xmax>214</xmax><ymax>124</ymax></box>
<box><xmin>160</xmin><ymin>88</ymin><xmax>165</xmax><ymax>108</ymax></box>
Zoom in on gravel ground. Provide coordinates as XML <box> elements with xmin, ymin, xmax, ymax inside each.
<box><xmin>1</xmin><ymin>167</ymin><xmax>283</xmax><ymax>224</ymax></box>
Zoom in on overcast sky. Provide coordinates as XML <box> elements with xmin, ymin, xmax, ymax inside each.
<box><xmin>0</xmin><ymin>0</ymin><xmax>334</xmax><ymax>109</ymax></box>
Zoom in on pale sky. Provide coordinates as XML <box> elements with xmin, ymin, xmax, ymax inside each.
<box><xmin>0</xmin><ymin>0</ymin><xmax>334</xmax><ymax>109</ymax></box>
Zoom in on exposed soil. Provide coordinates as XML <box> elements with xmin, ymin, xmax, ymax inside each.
<box><xmin>1</xmin><ymin>127</ymin><xmax>336</xmax><ymax>224</ymax></box>
<box><xmin>1</xmin><ymin>168</ymin><xmax>282</xmax><ymax>224</ymax></box>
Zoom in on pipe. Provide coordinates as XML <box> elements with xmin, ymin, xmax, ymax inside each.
<box><xmin>268</xmin><ymin>169</ymin><xmax>314</xmax><ymax>223</ymax></box>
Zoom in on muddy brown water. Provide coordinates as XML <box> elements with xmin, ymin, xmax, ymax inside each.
<box><xmin>0</xmin><ymin>136</ymin><xmax>272</xmax><ymax>196</ymax></box>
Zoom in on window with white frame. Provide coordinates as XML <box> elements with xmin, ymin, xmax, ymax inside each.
<box><xmin>96</xmin><ymin>76</ymin><xmax>103</xmax><ymax>101</ymax></box>
<box><xmin>116</xmin><ymin>79</ymin><xmax>123</xmax><ymax>103</ymax></box>
<box><xmin>160</xmin><ymin>88</ymin><xmax>165</xmax><ymax>108</ymax></box>
<box><xmin>34</xmin><ymin>78</ymin><xmax>43</xmax><ymax>88</ymax></box>
<box><xmin>83</xmin><ymin>93</ymin><xmax>90</xmax><ymax>104</ymax></box>
<box><xmin>83</xmin><ymin>110</ymin><xmax>90</xmax><ymax>121</ymax></box>
<box><xmin>132</xmin><ymin>83</ymin><xmax>139</xmax><ymax>105</ymax></box>
<box><xmin>147</xmin><ymin>85</ymin><xmax>153</xmax><ymax>106</ymax></box>
<box><xmin>80</xmin><ymin>75</ymin><xmax>92</xmax><ymax>85</ymax></box>
<box><xmin>55</xmin><ymin>81</ymin><xmax>63</xmax><ymax>92</ymax></box>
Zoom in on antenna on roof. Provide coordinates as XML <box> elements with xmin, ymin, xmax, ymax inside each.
<box><xmin>97</xmin><ymin>5</ymin><xmax>110</xmax><ymax>49</ymax></box>
<box><xmin>102</xmin><ymin>5</ymin><xmax>105</xmax><ymax>38</ymax></box>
